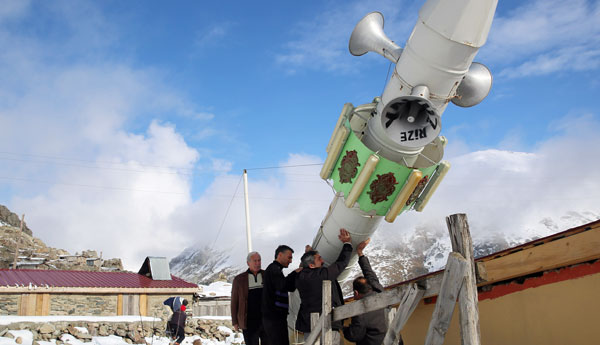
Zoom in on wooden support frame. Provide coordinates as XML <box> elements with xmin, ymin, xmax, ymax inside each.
<box><xmin>304</xmin><ymin>281</ymin><xmax>333</xmax><ymax>345</ymax></box>
<box><xmin>333</xmin><ymin>283</ymin><xmax>415</xmax><ymax>322</ymax></box>
<box><xmin>304</xmin><ymin>214</ymin><xmax>483</xmax><ymax>345</ymax></box>
<box><xmin>424</xmin><ymin>252</ymin><xmax>468</xmax><ymax>345</ymax></box>
<box><xmin>321</xmin><ymin>280</ymin><xmax>332</xmax><ymax>345</ymax></box>
<box><xmin>382</xmin><ymin>284</ymin><xmax>425</xmax><ymax>345</ymax></box>
<box><xmin>447</xmin><ymin>213</ymin><xmax>481</xmax><ymax>345</ymax></box>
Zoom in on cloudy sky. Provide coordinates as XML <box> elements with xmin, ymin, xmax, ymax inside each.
<box><xmin>1</xmin><ymin>0</ymin><xmax>599</xmax><ymax>271</ymax></box>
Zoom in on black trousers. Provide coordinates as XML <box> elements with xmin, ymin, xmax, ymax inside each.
<box><xmin>167</xmin><ymin>324</ymin><xmax>185</xmax><ymax>344</ymax></box>
<box><xmin>242</xmin><ymin>318</ymin><xmax>269</xmax><ymax>345</ymax></box>
<box><xmin>262</xmin><ymin>317</ymin><xmax>289</xmax><ymax>345</ymax></box>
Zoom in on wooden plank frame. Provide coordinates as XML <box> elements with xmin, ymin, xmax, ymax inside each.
<box><xmin>424</xmin><ymin>252</ymin><xmax>468</xmax><ymax>345</ymax></box>
<box><xmin>447</xmin><ymin>213</ymin><xmax>481</xmax><ymax>345</ymax></box>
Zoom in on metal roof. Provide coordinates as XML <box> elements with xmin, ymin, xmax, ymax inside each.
<box><xmin>0</xmin><ymin>269</ymin><xmax>198</xmax><ymax>289</ymax></box>
<box><xmin>138</xmin><ymin>256</ymin><xmax>172</xmax><ymax>280</ymax></box>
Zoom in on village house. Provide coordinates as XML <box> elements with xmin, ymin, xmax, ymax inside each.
<box><xmin>372</xmin><ymin>219</ymin><xmax>600</xmax><ymax>345</ymax></box>
<box><xmin>0</xmin><ymin>257</ymin><xmax>198</xmax><ymax>321</ymax></box>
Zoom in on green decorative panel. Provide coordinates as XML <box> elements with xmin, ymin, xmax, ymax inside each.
<box><xmin>330</xmin><ymin>130</ymin><xmax>438</xmax><ymax>216</ymax></box>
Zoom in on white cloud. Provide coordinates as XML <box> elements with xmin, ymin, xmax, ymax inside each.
<box><xmin>0</xmin><ymin>2</ymin><xmax>220</xmax><ymax>270</ymax></box>
<box><xmin>483</xmin><ymin>0</ymin><xmax>600</xmax><ymax>77</ymax></box>
<box><xmin>194</xmin><ymin>22</ymin><xmax>235</xmax><ymax>51</ymax></box>
<box><xmin>11</xmin><ymin>120</ymin><xmax>198</xmax><ymax>270</ymax></box>
<box><xmin>275</xmin><ymin>0</ymin><xmax>418</xmax><ymax>73</ymax></box>
<box><xmin>0</xmin><ymin>0</ymin><xmax>30</xmax><ymax>21</ymax></box>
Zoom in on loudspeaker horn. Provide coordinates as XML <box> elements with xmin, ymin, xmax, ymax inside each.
<box><xmin>451</xmin><ymin>62</ymin><xmax>493</xmax><ymax>107</ymax></box>
<box><xmin>349</xmin><ymin>12</ymin><xmax>403</xmax><ymax>63</ymax></box>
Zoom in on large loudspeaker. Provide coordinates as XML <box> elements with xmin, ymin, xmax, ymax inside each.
<box><xmin>349</xmin><ymin>12</ymin><xmax>403</xmax><ymax>63</ymax></box>
<box><xmin>452</xmin><ymin>62</ymin><xmax>493</xmax><ymax>107</ymax></box>
<box><xmin>381</xmin><ymin>85</ymin><xmax>441</xmax><ymax>148</ymax></box>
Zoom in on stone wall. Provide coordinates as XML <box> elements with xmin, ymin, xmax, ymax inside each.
<box><xmin>0</xmin><ymin>294</ymin><xmax>19</xmax><ymax>315</ymax></box>
<box><xmin>50</xmin><ymin>294</ymin><xmax>117</xmax><ymax>316</ymax></box>
<box><xmin>0</xmin><ymin>318</ymin><xmax>236</xmax><ymax>344</ymax></box>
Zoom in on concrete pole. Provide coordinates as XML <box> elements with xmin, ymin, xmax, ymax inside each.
<box><xmin>243</xmin><ymin>169</ymin><xmax>253</xmax><ymax>253</ymax></box>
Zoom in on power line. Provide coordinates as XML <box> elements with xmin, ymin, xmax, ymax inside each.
<box><xmin>0</xmin><ymin>176</ymin><xmax>188</xmax><ymax>195</ymax></box>
<box><xmin>0</xmin><ymin>150</ymin><xmax>198</xmax><ymax>172</ymax></box>
<box><xmin>210</xmin><ymin>174</ymin><xmax>243</xmax><ymax>250</ymax></box>
<box><xmin>0</xmin><ymin>156</ymin><xmax>196</xmax><ymax>176</ymax></box>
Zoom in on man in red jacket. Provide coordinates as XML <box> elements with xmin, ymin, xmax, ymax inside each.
<box><xmin>231</xmin><ymin>251</ymin><xmax>268</xmax><ymax>345</ymax></box>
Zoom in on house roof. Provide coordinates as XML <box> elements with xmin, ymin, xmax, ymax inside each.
<box><xmin>138</xmin><ymin>256</ymin><xmax>172</xmax><ymax>280</ymax></box>
<box><xmin>0</xmin><ymin>269</ymin><xmax>198</xmax><ymax>289</ymax></box>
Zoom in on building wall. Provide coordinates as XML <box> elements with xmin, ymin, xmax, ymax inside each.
<box><xmin>50</xmin><ymin>294</ymin><xmax>118</xmax><ymax>316</ymax></box>
<box><xmin>401</xmin><ymin>270</ymin><xmax>600</xmax><ymax>345</ymax></box>
<box><xmin>0</xmin><ymin>292</ymin><xmax>195</xmax><ymax>317</ymax></box>
<box><xmin>0</xmin><ymin>294</ymin><xmax>19</xmax><ymax>315</ymax></box>
<box><xmin>193</xmin><ymin>299</ymin><xmax>231</xmax><ymax>317</ymax></box>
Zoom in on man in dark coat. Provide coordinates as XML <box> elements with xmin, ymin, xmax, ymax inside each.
<box><xmin>167</xmin><ymin>300</ymin><xmax>188</xmax><ymax>345</ymax></box>
<box><xmin>295</xmin><ymin>228</ymin><xmax>353</xmax><ymax>345</ymax></box>
<box><xmin>343</xmin><ymin>238</ymin><xmax>394</xmax><ymax>345</ymax></box>
<box><xmin>231</xmin><ymin>251</ymin><xmax>268</xmax><ymax>345</ymax></box>
<box><xmin>262</xmin><ymin>244</ymin><xmax>301</xmax><ymax>345</ymax></box>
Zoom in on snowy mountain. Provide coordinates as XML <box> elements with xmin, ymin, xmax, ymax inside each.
<box><xmin>169</xmin><ymin>245</ymin><xmax>242</xmax><ymax>285</ymax></box>
<box><xmin>169</xmin><ymin>210</ymin><xmax>599</xmax><ymax>292</ymax></box>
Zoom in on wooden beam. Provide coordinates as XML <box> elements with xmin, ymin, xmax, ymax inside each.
<box><xmin>304</xmin><ymin>313</ymin><xmax>325</xmax><ymax>345</ymax></box>
<box><xmin>35</xmin><ymin>293</ymin><xmax>44</xmax><ymax>316</ymax></box>
<box><xmin>139</xmin><ymin>294</ymin><xmax>147</xmax><ymax>316</ymax></box>
<box><xmin>117</xmin><ymin>294</ymin><xmax>123</xmax><ymax>316</ymax></box>
<box><xmin>447</xmin><ymin>213</ymin><xmax>481</xmax><ymax>345</ymax></box>
<box><xmin>333</xmin><ymin>284</ymin><xmax>410</xmax><ymax>321</ymax></box>
<box><xmin>424</xmin><ymin>252</ymin><xmax>467</xmax><ymax>345</ymax></box>
<box><xmin>321</xmin><ymin>280</ymin><xmax>332</xmax><ymax>345</ymax></box>
<box><xmin>310</xmin><ymin>312</ymin><xmax>321</xmax><ymax>345</ymax></box>
<box><xmin>482</xmin><ymin>225</ymin><xmax>600</xmax><ymax>284</ymax></box>
<box><xmin>382</xmin><ymin>284</ymin><xmax>425</xmax><ymax>345</ymax></box>
<box><xmin>42</xmin><ymin>293</ymin><xmax>50</xmax><ymax>315</ymax></box>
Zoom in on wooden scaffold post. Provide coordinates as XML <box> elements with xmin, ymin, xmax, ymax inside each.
<box><xmin>446</xmin><ymin>213</ymin><xmax>481</xmax><ymax>345</ymax></box>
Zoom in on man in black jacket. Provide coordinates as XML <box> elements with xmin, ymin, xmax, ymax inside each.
<box><xmin>262</xmin><ymin>245</ymin><xmax>301</xmax><ymax>345</ymax></box>
<box><xmin>295</xmin><ymin>228</ymin><xmax>353</xmax><ymax>345</ymax></box>
<box><xmin>343</xmin><ymin>238</ymin><xmax>395</xmax><ymax>345</ymax></box>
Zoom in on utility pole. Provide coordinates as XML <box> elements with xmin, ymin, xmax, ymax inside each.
<box><xmin>12</xmin><ymin>214</ymin><xmax>25</xmax><ymax>269</ymax></box>
<box><xmin>243</xmin><ymin>169</ymin><xmax>253</xmax><ymax>253</ymax></box>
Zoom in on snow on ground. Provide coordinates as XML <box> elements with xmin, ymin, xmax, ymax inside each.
<box><xmin>197</xmin><ymin>281</ymin><xmax>231</xmax><ymax>298</ymax></box>
<box><xmin>0</xmin><ymin>317</ymin><xmax>242</xmax><ymax>345</ymax></box>
<box><xmin>0</xmin><ymin>316</ymin><xmax>160</xmax><ymax>326</ymax></box>
<box><xmin>193</xmin><ymin>316</ymin><xmax>231</xmax><ymax>321</ymax></box>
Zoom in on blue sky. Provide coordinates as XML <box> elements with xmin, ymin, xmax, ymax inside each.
<box><xmin>1</xmin><ymin>0</ymin><xmax>599</xmax><ymax>270</ymax></box>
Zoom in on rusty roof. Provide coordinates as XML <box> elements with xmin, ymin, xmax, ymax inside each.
<box><xmin>0</xmin><ymin>269</ymin><xmax>198</xmax><ymax>289</ymax></box>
